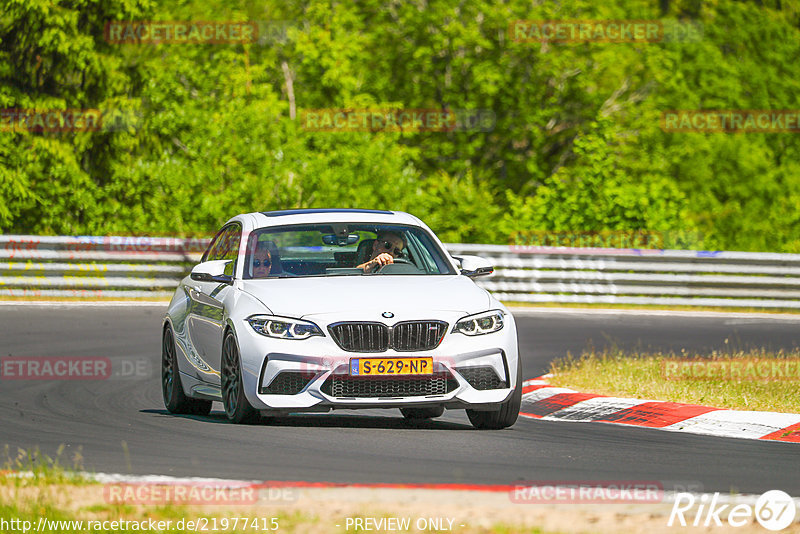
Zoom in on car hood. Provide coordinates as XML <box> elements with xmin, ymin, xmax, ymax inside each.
<box><xmin>239</xmin><ymin>275</ymin><xmax>492</xmax><ymax>318</ymax></box>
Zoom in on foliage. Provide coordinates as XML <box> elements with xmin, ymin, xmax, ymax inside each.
<box><xmin>1</xmin><ymin>0</ymin><xmax>799</xmax><ymax>251</ymax></box>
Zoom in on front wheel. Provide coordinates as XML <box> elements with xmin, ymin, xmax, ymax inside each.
<box><xmin>466</xmin><ymin>361</ymin><xmax>522</xmax><ymax>430</ymax></box>
<box><xmin>221</xmin><ymin>331</ymin><xmax>260</xmax><ymax>424</ymax></box>
<box><xmin>162</xmin><ymin>325</ymin><xmax>212</xmax><ymax>415</ymax></box>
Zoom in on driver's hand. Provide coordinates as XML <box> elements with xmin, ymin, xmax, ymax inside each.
<box><xmin>368</xmin><ymin>253</ymin><xmax>394</xmax><ymax>271</ymax></box>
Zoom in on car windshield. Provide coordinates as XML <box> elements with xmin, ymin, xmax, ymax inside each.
<box><xmin>242</xmin><ymin>223</ymin><xmax>456</xmax><ymax>279</ymax></box>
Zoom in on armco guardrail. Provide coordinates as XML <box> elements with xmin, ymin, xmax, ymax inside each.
<box><xmin>0</xmin><ymin>235</ymin><xmax>208</xmax><ymax>299</ymax></box>
<box><xmin>451</xmin><ymin>244</ymin><xmax>800</xmax><ymax>309</ymax></box>
<box><xmin>1</xmin><ymin>235</ymin><xmax>800</xmax><ymax>308</ymax></box>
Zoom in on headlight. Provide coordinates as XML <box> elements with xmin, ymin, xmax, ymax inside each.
<box><xmin>453</xmin><ymin>310</ymin><xmax>504</xmax><ymax>336</ymax></box>
<box><xmin>247</xmin><ymin>315</ymin><xmax>324</xmax><ymax>340</ymax></box>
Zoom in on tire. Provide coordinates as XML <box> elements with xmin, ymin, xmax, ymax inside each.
<box><xmin>401</xmin><ymin>406</ymin><xmax>445</xmax><ymax>420</ymax></box>
<box><xmin>221</xmin><ymin>331</ymin><xmax>260</xmax><ymax>424</ymax></box>
<box><xmin>466</xmin><ymin>361</ymin><xmax>522</xmax><ymax>430</ymax></box>
<box><xmin>162</xmin><ymin>325</ymin><xmax>212</xmax><ymax>416</ymax></box>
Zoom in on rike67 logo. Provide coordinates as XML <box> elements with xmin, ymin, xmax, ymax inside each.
<box><xmin>668</xmin><ymin>490</ymin><xmax>796</xmax><ymax>531</ymax></box>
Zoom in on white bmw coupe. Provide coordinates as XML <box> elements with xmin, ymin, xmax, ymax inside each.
<box><xmin>161</xmin><ymin>209</ymin><xmax>521</xmax><ymax>429</ymax></box>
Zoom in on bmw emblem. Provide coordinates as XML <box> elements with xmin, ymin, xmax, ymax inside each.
<box><xmin>382</xmin><ymin>311</ymin><xmax>394</xmax><ymax>318</ymax></box>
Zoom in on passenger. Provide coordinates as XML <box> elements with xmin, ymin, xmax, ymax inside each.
<box><xmin>357</xmin><ymin>231</ymin><xmax>406</xmax><ymax>273</ymax></box>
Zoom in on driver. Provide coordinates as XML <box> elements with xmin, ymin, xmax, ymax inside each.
<box><xmin>357</xmin><ymin>231</ymin><xmax>406</xmax><ymax>273</ymax></box>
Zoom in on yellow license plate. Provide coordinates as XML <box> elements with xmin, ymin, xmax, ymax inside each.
<box><xmin>349</xmin><ymin>357</ymin><xmax>433</xmax><ymax>376</ymax></box>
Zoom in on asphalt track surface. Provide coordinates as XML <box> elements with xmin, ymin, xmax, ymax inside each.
<box><xmin>1</xmin><ymin>304</ymin><xmax>799</xmax><ymax>495</ymax></box>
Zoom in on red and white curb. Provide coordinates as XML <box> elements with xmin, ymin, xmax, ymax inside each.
<box><xmin>520</xmin><ymin>376</ymin><xmax>800</xmax><ymax>443</ymax></box>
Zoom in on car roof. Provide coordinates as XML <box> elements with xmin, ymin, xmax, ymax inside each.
<box><xmin>238</xmin><ymin>209</ymin><xmax>425</xmax><ymax>229</ymax></box>
<box><xmin>262</xmin><ymin>208</ymin><xmax>393</xmax><ymax>217</ymax></box>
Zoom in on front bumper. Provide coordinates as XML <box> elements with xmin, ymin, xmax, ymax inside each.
<box><xmin>235</xmin><ymin>313</ymin><xmax>519</xmax><ymax>413</ymax></box>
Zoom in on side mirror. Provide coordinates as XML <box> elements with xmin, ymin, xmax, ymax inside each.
<box><xmin>190</xmin><ymin>260</ymin><xmax>234</xmax><ymax>284</ymax></box>
<box><xmin>453</xmin><ymin>255</ymin><xmax>494</xmax><ymax>278</ymax></box>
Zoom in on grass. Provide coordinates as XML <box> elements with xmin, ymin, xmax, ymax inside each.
<box><xmin>0</xmin><ymin>446</ymin><xmax>307</xmax><ymax>533</ymax></box>
<box><xmin>1</xmin><ymin>446</ymin><xmax>93</xmax><ymax>533</ymax></box>
<box><xmin>2</xmin><ymin>444</ymin><xmax>87</xmax><ymax>485</ymax></box>
<box><xmin>547</xmin><ymin>348</ymin><xmax>800</xmax><ymax>413</ymax></box>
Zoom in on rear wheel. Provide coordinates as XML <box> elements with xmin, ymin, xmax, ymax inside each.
<box><xmin>162</xmin><ymin>326</ymin><xmax>212</xmax><ymax>415</ymax></box>
<box><xmin>400</xmin><ymin>406</ymin><xmax>444</xmax><ymax>420</ymax></box>
<box><xmin>466</xmin><ymin>361</ymin><xmax>522</xmax><ymax>430</ymax></box>
<box><xmin>221</xmin><ymin>331</ymin><xmax>260</xmax><ymax>424</ymax></box>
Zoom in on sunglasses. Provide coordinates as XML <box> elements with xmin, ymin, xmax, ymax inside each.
<box><xmin>380</xmin><ymin>241</ymin><xmax>403</xmax><ymax>256</ymax></box>
<box><xmin>253</xmin><ymin>259</ymin><xmax>271</xmax><ymax>268</ymax></box>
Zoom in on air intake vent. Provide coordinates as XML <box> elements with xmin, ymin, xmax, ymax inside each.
<box><xmin>260</xmin><ymin>371</ymin><xmax>317</xmax><ymax>395</ymax></box>
<box><xmin>320</xmin><ymin>373</ymin><xmax>458</xmax><ymax>398</ymax></box>
<box><xmin>457</xmin><ymin>366</ymin><xmax>507</xmax><ymax>390</ymax></box>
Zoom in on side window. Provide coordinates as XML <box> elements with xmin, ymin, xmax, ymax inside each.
<box><xmin>202</xmin><ymin>227</ymin><xmax>226</xmax><ymax>263</ymax></box>
<box><xmin>221</xmin><ymin>225</ymin><xmax>241</xmax><ymax>275</ymax></box>
<box><xmin>203</xmin><ymin>223</ymin><xmax>241</xmax><ymax>276</ymax></box>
